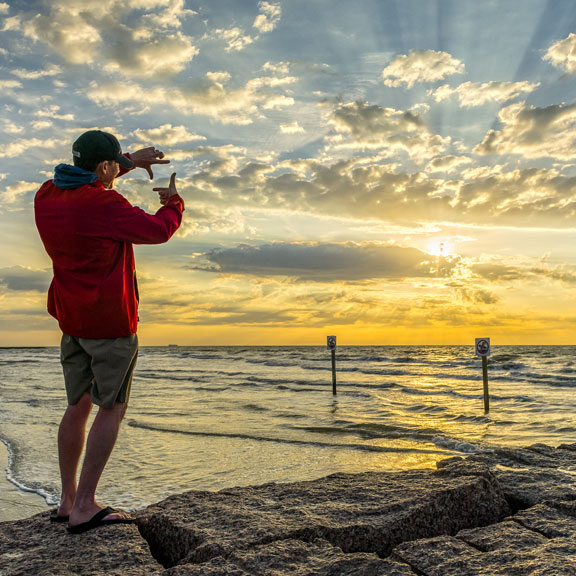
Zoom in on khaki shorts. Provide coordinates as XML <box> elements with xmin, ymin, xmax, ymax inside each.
<box><xmin>60</xmin><ymin>334</ymin><xmax>139</xmax><ymax>409</ymax></box>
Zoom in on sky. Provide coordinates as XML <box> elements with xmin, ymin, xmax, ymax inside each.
<box><xmin>2</xmin><ymin>0</ymin><xmax>576</xmax><ymax>346</ymax></box>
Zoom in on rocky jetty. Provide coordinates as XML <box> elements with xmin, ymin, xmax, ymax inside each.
<box><xmin>1</xmin><ymin>443</ymin><xmax>575</xmax><ymax>575</ymax></box>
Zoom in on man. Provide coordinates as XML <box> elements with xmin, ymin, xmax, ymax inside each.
<box><xmin>34</xmin><ymin>130</ymin><xmax>184</xmax><ymax>534</ymax></box>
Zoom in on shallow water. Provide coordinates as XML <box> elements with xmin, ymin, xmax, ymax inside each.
<box><xmin>0</xmin><ymin>345</ymin><xmax>574</xmax><ymax>511</ymax></box>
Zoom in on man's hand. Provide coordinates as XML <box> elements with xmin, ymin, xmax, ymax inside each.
<box><xmin>153</xmin><ymin>173</ymin><xmax>178</xmax><ymax>205</ymax></box>
<box><xmin>130</xmin><ymin>146</ymin><xmax>170</xmax><ymax>179</ymax></box>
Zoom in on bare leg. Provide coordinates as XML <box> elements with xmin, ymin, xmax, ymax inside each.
<box><xmin>57</xmin><ymin>392</ymin><xmax>93</xmax><ymax>516</ymax></box>
<box><xmin>69</xmin><ymin>401</ymin><xmax>129</xmax><ymax>526</ymax></box>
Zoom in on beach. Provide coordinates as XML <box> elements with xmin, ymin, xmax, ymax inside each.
<box><xmin>1</xmin><ymin>442</ymin><xmax>575</xmax><ymax>575</ymax></box>
<box><xmin>0</xmin><ymin>442</ymin><xmax>48</xmax><ymax>523</ymax></box>
<box><xmin>1</xmin><ymin>344</ymin><xmax>575</xmax><ymax>520</ymax></box>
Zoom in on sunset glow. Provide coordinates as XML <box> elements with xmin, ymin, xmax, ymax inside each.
<box><xmin>2</xmin><ymin>0</ymin><xmax>576</xmax><ymax>345</ymax></box>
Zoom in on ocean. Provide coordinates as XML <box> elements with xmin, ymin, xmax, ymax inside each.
<box><xmin>1</xmin><ymin>345</ymin><xmax>575</xmax><ymax>513</ymax></box>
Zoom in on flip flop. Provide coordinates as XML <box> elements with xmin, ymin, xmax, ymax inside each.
<box><xmin>66</xmin><ymin>506</ymin><xmax>133</xmax><ymax>534</ymax></box>
<box><xmin>49</xmin><ymin>509</ymin><xmax>69</xmax><ymax>523</ymax></box>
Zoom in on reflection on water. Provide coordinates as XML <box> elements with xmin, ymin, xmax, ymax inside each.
<box><xmin>0</xmin><ymin>345</ymin><xmax>574</xmax><ymax>510</ymax></box>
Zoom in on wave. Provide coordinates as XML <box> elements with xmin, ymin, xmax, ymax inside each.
<box><xmin>0</xmin><ymin>438</ymin><xmax>56</xmax><ymax>506</ymax></box>
<box><xmin>127</xmin><ymin>420</ymin><xmax>454</xmax><ymax>456</ymax></box>
<box><xmin>431</xmin><ymin>436</ymin><xmax>485</xmax><ymax>453</ymax></box>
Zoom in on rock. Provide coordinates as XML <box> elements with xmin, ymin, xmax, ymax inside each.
<box><xmin>437</xmin><ymin>443</ymin><xmax>576</xmax><ymax>510</ymax></box>
<box><xmin>1</xmin><ymin>443</ymin><xmax>575</xmax><ymax>576</ymax></box>
<box><xmin>165</xmin><ymin>539</ymin><xmax>416</xmax><ymax>575</ymax></box>
<box><xmin>392</xmin><ymin>532</ymin><xmax>576</xmax><ymax>575</ymax></box>
<box><xmin>137</xmin><ymin>468</ymin><xmax>510</xmax><ymax>568</ymax></box>
<box><xmin>0</xmin><ymin>510</ymin><xmax>163</xmax><ymax>576</ymax></box>
<box><xmin>457</xmin><ymin>519</ymin><xmax>548</xmax><ymax>551</ymax></box>
<box><xmin>513</xmin><ymin>503</ymin><xmax>576</xmax><ymax>538</ymax></box>
<box><xmin>391</xmin><ymin>498</ymin><xmax>576</xmax><ymax>575</ymax></box>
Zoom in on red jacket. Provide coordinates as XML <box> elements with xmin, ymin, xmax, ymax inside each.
<box><xmin>35</xmin><ymin>172</ymin><xmax>184</xmax><ymax>338</ymax></box>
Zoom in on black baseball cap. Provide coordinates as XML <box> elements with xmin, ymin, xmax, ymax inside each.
<box><xmin>72</xmin><ymin>130</ymin><xmax>134</xmax><ymax>171</ymax></box>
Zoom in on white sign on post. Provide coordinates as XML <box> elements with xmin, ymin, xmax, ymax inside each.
<box><xmin>327</xmin><ymin>336</ymin><xmax>337</xmax><ymax>351</ymax></box>
<box><xmin>475</xmin><ymin>338</ymin><xmax>491</xmax><ymax>357</ymax></box>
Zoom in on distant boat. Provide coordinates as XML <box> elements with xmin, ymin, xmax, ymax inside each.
<box><xmin>168</xmin><ymin>344</ymin><xmax>179</xmax><ymax>348</ymax></box>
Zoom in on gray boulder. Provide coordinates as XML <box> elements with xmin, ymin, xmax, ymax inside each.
<box><xmin>137</xmin><ymin>468</ymin><xmax>510</xmax><ymax>567</ymax></box>
<box><xmin>0</xmin><ymin>510</ymin><xmax>163</xmax><ymax>576</ymax></box>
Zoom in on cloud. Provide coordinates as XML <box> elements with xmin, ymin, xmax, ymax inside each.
<box><xmin>470</xmin><ymin>263</ymin><xmax>525</xmax><ymax>282</ymax></box>
<box><xmin>4</xmin><ymin>0</ymin><xmax>198</xmax><ymax>78</ymax></box>
<box><xmin>0</xmin><ymin>79</ymin><xmax>22</xmax><ymax>90</ymax></box>
<box><xmin>1</xmin><ymin>181</ymin><xmax>39</xmax><ymax>205</ymax></box>
<box><xmin>280</xmin><ymin>122</ymin><xmax>305</xmax><ymax>134</ymax></box>
<box><xmin>328</xmin><ymin>100</ymin><xmax>449</xmax><ymax>162</ymax></box>
<box><xmin>1</xmin><ymin>119</ymin><xmax>24</xmax><ymax>135</ymax></box>
<box><xmin>131</xmin><ymin>124</ymin><xmax>206</xmax><ymax>146</ymax></box>
<box><xmin>544</xmin><ymin>32</ymin><xmax>576</xmax><ymax>73</ymax></box>
<box><xmin>210</xmin><ymin>27</ymin><xmax>254</xmax><ymax>52</ymax></box>
<box><xmin>0</xmin><ymin>137</ymin><xmax>64</xmax><ymax>159</ymax></box>
<box><xmin>382</xmin><ymin>49</ymin><xmax>464</xmax><ymax>89</ymax></box>
<box><xmin>475</xmin><ymin>101</ymin><xmax>576</xmax><ymax>160</ymax></box>
<box><xmin>192</xmin><ymin>242</ymin><xmax>458</xmax><ymax>281</ymax></box>
<box><xmin>471</xmin><ymin>261</ymin><xmax>576</xmax><ymax>285</ymax></box>
<box><xmin>11</xmin><ymin>65</ymin><xmax>62</xmax><ymax>79</ymax></box>
<box><xmin>34</xmin><ymin>105</ymin><xmax>74</xmax><ymax>121</ymax></box>
<box><xmin>448</xmin><ymin>282</ymin><xmax>499</xmax><ymax>305</ymax></box>
<box><xmin>205</xmin><ymin>2</ymin><xmax>281</xmax><ymax>52</ymax></box>
<box><xmin>253</xmin><ymin>1</ymin><xmax>281</xmax><ymax>33</ymax></box>
<box><xmin>184</xmin><ymin>137</ymin><xmax>576</xmax><ymax>228</ymax></box>
<box><xmin>425</xmin><ymin>155</ymin><xmax>471</xmax><ymax>174</ymax></box>
<box><xmin>86</xmin><ymin>69</ymin><xmax>297</xmax><ymax>124</ymax></box>
<box><xmin>0</xmin><ymin>267</ymin><xmax>51</xmax><ymax>292</ymax></box>
<box><xmin>430</xmin><ymin>80</ymin><xmax>540</xmax><ymax>107</ymax></box>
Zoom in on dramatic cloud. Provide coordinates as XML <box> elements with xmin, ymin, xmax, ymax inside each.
<box><xmin>475</xmin><ymin>101</ymin><xmax>576</xmax><ymax>160</ymax></box>
<box><xmin>329</xmin><ymin>101</ymin><xmax>448</xmax><ymax>162</ymax></box>
<box><xmin>430</xmin><ymin>81</ymin><xmax>540</xmax><ymax>107</ymax></box>
<box><xmin>382</xmin><ymin>50</ymin><xmax>464</xmax><ymax>89</ymax></box>
<box><xmin>3</xmin><ymin>0</ymin><xmax>198</xmax><ymax>77</ymax></box>
<box><xmin>2</xmin><ymin>1</ymin><xmax>576</xmax><ymax>345</ymax></box>
<box><xmin>192</xmin><ymin>242</ymin><xmax>459</xmax><ymax>281</ymax></box>
<box><xmin>185</xmin><ymin>145</ymin><xmax>576</xmax><ymax>228</ymax></box>
<box><xmin>87</xmin><ymin>69</ymin><xmax>296</xmax><ymax>124</ymax></box>
<box><xmin>544</xmin><ymin>32</ymin><xmax>576</xmax><ymax>73</ymax></box>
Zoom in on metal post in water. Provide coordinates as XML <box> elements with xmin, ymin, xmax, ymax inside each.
<box><xmin>482</xmin><ymin>355</ymin><xmax>489</xmax><ymax>413</ymax></box>
<box><xmin>475</xmin><ymin>338</ymin><xmax>491</xmax><ymax>413</ymax></box>
<box><xmin>331</xmin><ymin>348</ymin><xmax>337</xmax><ymax>395</ymax></box>
<box><xmin>327</xmin><ymin>336</ymin><xmax>337</xmax><ymax>395</ymax></box>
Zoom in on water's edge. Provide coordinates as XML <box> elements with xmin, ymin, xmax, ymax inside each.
<box><xmin>0</xmin><ymin>441</ymin><xmax>48</xmax><ymax>522</ymax></box>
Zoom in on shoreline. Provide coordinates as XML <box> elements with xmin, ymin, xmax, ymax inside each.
<box><xmin>0</xmin><ymin>441</ymin><xmax>49</xmax><ymax>523</ymax></box>
<box><xmin>1</xmin><ymin>442</ymin><xmax>574</xmax><ymax>575</ymax></box>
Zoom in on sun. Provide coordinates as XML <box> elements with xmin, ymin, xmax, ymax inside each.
<box><xmin>426</xmin><ymin>240</ymin><xmax>453</xmax><ymax>257</ymax></box>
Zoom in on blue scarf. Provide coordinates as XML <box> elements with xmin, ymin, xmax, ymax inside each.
<box><xmin>53</xmin><ymin>164</ymin><xmax>99</xmax><ymax>189</ymax></box>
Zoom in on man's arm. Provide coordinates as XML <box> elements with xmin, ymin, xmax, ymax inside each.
<box><xmin>105</xmin><ymin>173</ymin><xmax>184</xmax><ymax>245</ymax></box>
